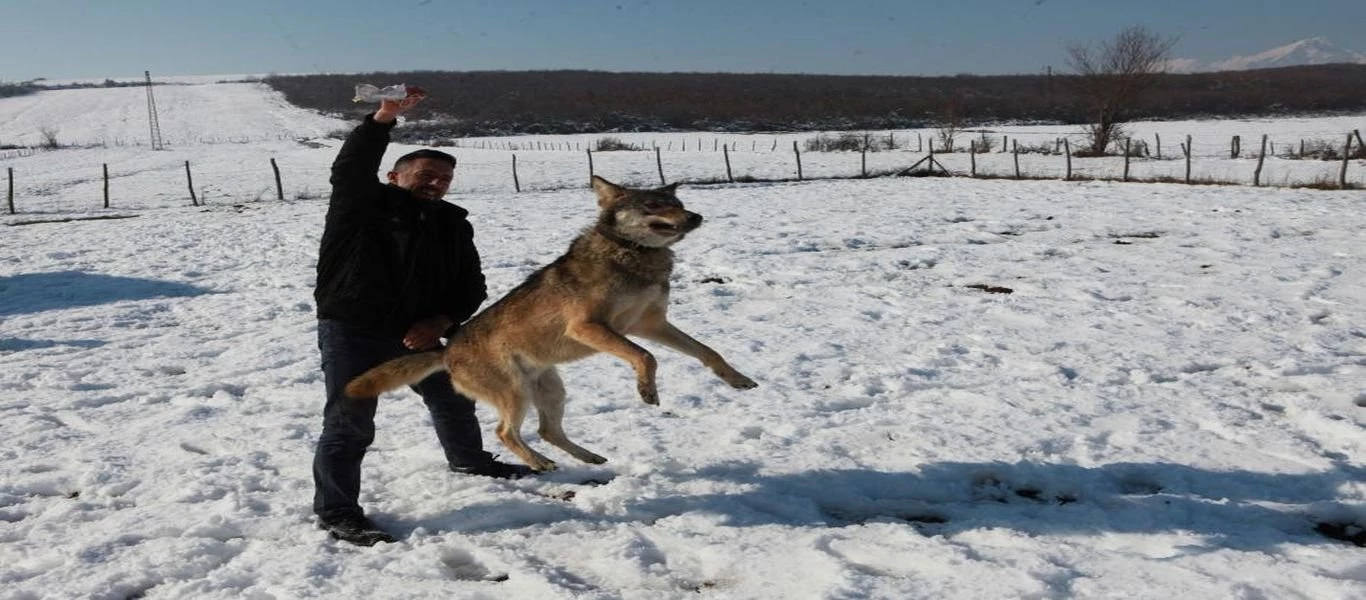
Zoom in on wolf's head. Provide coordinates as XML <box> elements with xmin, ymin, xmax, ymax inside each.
<box><xmin>591</xmin><ymin>175</ymin><xmax>702</xmax><ymax>248</ymax></box>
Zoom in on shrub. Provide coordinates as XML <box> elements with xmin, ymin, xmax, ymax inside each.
<box><xmin>1014</xmin><ymin>141</ymin><xmax>1061</xmax><ymax>155</ymax></box>
<box><xmin>1284</xmin><ymin>137</ymin><xmax>1364</xmax><ymax>161</ymax></box>
<box><xmin>593</xmin><ymin>137</ymin><xmax>640</xmax><ymax>151</ymax></box>
<box><xmin>968</xmin><ymin>131</ymin><xmax>996</xmax><ymax>153</ymax></box>
<box><xmin>38</xmin><ymin>126</ymin><xmax>60</xmax><ymax>149</ymax></box>
<box><xmin>804</xmin><ymin>133</ymin><xmax>869</xmax><ymax>152</ymax></box>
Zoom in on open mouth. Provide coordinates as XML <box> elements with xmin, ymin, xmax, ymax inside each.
<box><xmin>648</xmin><ymin>221</ymin><xmax>680</xmax><ymax>234</ymax></box>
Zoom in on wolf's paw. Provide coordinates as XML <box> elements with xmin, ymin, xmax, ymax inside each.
<box><xmin>639</xmin><ymin>383</ymin><xmax>660</xmax><ymax>405</ymax></box>
<box><xmin>724</xmin><ymin>372</ymin><xmax>758</xmax><ymax>389</ymax></box>
<box><xmin>530</xmin><ymin>459</ymin><xmax>559</xmax><ymax>473</ymax></box>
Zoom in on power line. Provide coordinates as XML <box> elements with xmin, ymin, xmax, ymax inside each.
<box><xmin>145</xmin><ymin>71</ymin><xmax>165</xmax><ymax>151</ymax></box>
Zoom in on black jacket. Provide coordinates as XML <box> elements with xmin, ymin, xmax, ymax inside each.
<box><xmin>313</xmin><ymin>114</ymin><xmax>486</xmax><ymax>338</ymax></box>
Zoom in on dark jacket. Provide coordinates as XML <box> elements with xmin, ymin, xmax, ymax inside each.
<box><xmin>314</xmin><ymin>114</ymin><xmax>486</xmax><ymax>338</ymax></box>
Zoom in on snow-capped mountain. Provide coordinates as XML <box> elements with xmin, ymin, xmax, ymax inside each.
<box><xmin>1168</xmin><ymin>37</ymin><xmax>1366</xmax><ymax>73</ymax></box>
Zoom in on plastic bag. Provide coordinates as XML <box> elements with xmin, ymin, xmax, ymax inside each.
<box><xmin>352</xmin><ymin>83</ymin><xmax>409</xmax><ymax>103</ymax></box>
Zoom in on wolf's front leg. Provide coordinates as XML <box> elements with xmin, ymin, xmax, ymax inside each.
<box><xmin>637</xmin><ymin>321</ymin><xmax>758</xmax><ymax>390</ymax></box>
<box><xmin>567</xmin><ymin>321</ymin><xmax>660</xmax><ymax>404</ymax></box>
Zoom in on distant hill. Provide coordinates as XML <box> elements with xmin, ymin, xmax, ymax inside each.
<box><xmin>1169</xmin><ymin>37</ymin><xmax>1366</xmax><ymax>73</ymax></box>
<box><xmin>263</xmin><ymin>65</ymin><xmax>1366</xmax><ymax>139</ymax></box>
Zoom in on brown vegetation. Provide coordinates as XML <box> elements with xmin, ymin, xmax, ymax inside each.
<box><xmin>262</xmin><ymin>66</ymin><xmax>1366</xmax><ymax>141</ymax></box>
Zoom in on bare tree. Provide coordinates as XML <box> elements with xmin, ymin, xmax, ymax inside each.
<box><xmin>38</xmin><ymin>126</ymin><xmax>60</xmax><ymax>149</ymax></box>
<box><xmin>933</xmin><ymin>94</ymin><xmax>964</xmax><ymax>153</ymax></box>
<box><xmin>1067</xmin><ymin>26</ymin><xmax>1176</xmax><ymax>156</ymax></box>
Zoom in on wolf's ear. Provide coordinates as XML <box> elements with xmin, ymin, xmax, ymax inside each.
<box><xmin>592</xmin><ymin>175</ymin><xmax>623</xmax><ymax>207</ymax></box>
<box><xmin>657</xmin><ymin>182</ymin><xmax>681</xmax><ymax>196</ymax></box>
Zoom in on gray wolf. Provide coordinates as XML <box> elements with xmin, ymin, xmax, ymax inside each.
<box><xmin>346</xmin><ymin>176</ymin><xmax>758</xmax><ymax>471</ymax></box>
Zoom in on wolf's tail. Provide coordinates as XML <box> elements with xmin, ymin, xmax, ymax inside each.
<box><xmin>345</xmin><ymin>351</ymin><xmax>446</xmax><ymax>399</ymax></box>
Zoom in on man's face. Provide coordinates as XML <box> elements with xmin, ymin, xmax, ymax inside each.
<box><xmin>387</xmin><ymin>158</ymin><xmax>454</xmax><ymax>201</ymax></box>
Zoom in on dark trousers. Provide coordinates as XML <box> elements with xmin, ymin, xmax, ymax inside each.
<box><xmin>312</xmin><ymin>319</ymin><xmax>494</xmax><ymax>522</ymax></box>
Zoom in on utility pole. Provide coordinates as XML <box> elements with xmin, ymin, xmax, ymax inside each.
<box><xmin>1045</xmin><ymin>65</ymin><xmax>1053</xmax><ymax>105</ymax></box>
<box><xmin>145</xmin><ymin>71</ymin><xmax>165</xmax><ymax>150</ymax></box>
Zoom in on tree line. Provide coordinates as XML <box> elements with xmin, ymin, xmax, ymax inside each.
<box><xmin>263</xmin><ymin>64</ymin><xmax>1366</xmax><ymax>140</ymax></box>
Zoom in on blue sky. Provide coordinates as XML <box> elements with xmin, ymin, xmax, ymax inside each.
<box><xmin>3</xmin><ymin>0</ymin><xmax>1363</xmax><ymax>81</ymax></box>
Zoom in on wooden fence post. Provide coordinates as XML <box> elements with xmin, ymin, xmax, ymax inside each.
<box><xmin>1231</xmin><ymin>135</ymin><xmax>1241</xmax><ymax>158</ymax></box>
<box><xmin>1355</xmin><ymin>129</ymin><xmax>1364</xmax><ymax>153</ymax></box>
<box><xmin>861</xmin><ymin>134</ymin><xmax>869</xmax><ymax>177</ymax></box>
<box><xmin>103</xmin><ymin>163</ymin><xmax>110</xmax><ymax>208</ymax></box>
<box><xmin>723</xmin><ymin>144</ymin><xmax>734</xmax><ymax>183</ymax></box>
<box><xmin>512</xmin><ymin>154</ymin><xmax>520</xmax><ymax>192</ymax></box>
<box><xmin>655</xmin><ymin>147</ymin><xmax>665</xmax><ymax>185</ymax></box>
<box><xmin>270</xmin><ymin>158</ymin><xmax>284</xmax><ymax>201</ymax></box>
<box><xmin>1341</xmin><ymin>132</ymin><xmax>1353</xmax><ymax>189</ymax></box>
<box><xmin>1012</xmin><ymin>140</ymin><xmax>1020</xmax><ymax>179</ymax></box>
<box><xmin>793</xmin><ymin>141</ymin><xmax>803</xmax><ymax>181</ymax></box>
<box><xmin>1155</xmin><ymin>133</ymin><xmax>1162</xmax><ymax>159</ymax></box>
<box><xmin>7</xmin><ymin>167</ymin><xmax>14</xmax><ymax>214</ymax></box>
<box><xmin>969</xmin><ymin>140</ymin><xmax>976</xmax><ymax>177</ymax></box>
<box><xmin>1182</xmin><ymin>135</ymin><xmax>1192</xmax><ymax>184</ymax></box>
<box><xmin>1123</xmin><ymin>139</ymin><xmax>1131</xmax><ymax>181</ymax></box>
<box><xmin>1064</xmin><ymin>139</ymin><xmax>1072</xmax><ymax>181</ymax></box>
<box><xmin>586</xmin><ymin>149</ymin><xmax>594</xmax><ymax>181</ymax></box>
<box><xmin>1254</xmin><ymin>134</ymin><xmax>1268</xmax><ymax>187</ymax></box>
<box><xmin>184</xmin><ymin>160</ymin><xmax>198</xmax><ymax>206</ymax></box>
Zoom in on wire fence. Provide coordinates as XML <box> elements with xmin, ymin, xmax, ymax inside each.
<box><xmin>4</xmin><ymin>129</ymin><xmax>1363</xmax><ymax>216</ymax></box>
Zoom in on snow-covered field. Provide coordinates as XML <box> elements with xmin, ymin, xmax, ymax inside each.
<box><xmin>1</xmin><ymin>80</ymin><xmax>1364</xmax><ymax>599</ymax></box>
<box><xmin>2</xmin><ymin>79</ymin><xmax>1363</xmax><ymax>215</ymax></box>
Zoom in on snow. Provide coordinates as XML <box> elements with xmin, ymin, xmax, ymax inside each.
<box><xmin>1209</xmin><ymin>37</ymin><xmax>1366</xmax><ymax>71</ymax></box>
<box><xmin>1</xmin><ymin>80</ymin><xmax>1365</xmax><ymax>599</ymax></box>
<box><xmin>1168</xmin><ymin>37</ymin><xmax>1366</xmax><ymax>73</ymax></box>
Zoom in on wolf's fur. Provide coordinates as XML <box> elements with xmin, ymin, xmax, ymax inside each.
<box><xmin>345</xmin><ymin>176</ymin><xmax>757</xmax><ymax>471</ymax></box>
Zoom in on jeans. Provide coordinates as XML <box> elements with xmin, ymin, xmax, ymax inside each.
<box><xmin>312</xmin><ymin>319</ymin><xmax>494</xmax><ymax>522</ymax></box>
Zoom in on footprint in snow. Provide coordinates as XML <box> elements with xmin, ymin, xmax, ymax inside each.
<box><xmin>440</xmin><ymin>547</ymin><xmax>508</xmax><ymax>582</ymax></box>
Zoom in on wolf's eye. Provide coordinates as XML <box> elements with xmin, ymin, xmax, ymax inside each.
<box><xmin>646</xmin><ymin>196</ymin><xmax>681</xmax><ymax>211</ymax></box>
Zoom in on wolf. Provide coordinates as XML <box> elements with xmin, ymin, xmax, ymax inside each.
<box><xmin>345</xmin><ymin>175</ymin><xmax>758</xmax><ymax>472</ymax></box>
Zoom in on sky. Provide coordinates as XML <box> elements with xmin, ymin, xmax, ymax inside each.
<box><xmin>1</xmin><ymin>80</ymin><xmax>1364</xmax><ymax>597</ymax></box>
<box><xmin>3</xmin><ymin>0</ymin><xmax>1365</xmax><ymax>81</ymax></box>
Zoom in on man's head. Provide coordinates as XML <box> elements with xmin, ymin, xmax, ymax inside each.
<box><xmin>387</xmin><ymin>149</ymin><xmax>456</xmax><ymax>201</ymax></box>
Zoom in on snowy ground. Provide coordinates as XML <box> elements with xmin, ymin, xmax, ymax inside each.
<box><xmin>1</xmin><ymin>80</ymin><xmax>1364</xmax><ymax>599</ymax></box>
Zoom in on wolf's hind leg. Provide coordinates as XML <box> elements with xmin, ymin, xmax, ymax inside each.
<box><xmin>452</xmin><ymin>366</ymin><xmax>557</xmax><ymax>472</ymax></box>
<box><xmin>532</xmin><ymin>369</ymin><xmax>607</xmax><ymax>464</ymax></box>
<box><xmin>492</xmin><ymin>393</ymin><xmax>557</xmax><ymax>472</ymax></box>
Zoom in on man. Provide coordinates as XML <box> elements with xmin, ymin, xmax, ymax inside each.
<box><xmin>312</xmin><ymin>88</ymin><xmax>532</xmax><ymax>547</ymax></box>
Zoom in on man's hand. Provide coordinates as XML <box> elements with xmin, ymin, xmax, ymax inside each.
<box><xmin>403</xmin><ymin>315</ymin><xmax>453</xmax><ymax>350</ymax></box>
<box><xmin>373</xmin><ymin>86</ymin><xmax>428</xmax><ymax>124</ymax></box>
